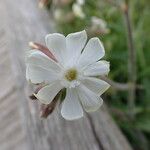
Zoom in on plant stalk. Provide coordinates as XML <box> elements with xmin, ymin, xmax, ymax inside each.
<box><xmin>122</xmin><ymin>3</ymin><xmax>136</xmax><ymax>119</ymax></box>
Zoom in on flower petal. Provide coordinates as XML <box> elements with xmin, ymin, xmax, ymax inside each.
<box><xmin>26</xmin><ymin>50</ymin><xmax>61</xmax><ymax>73</ymax></box>
<box><xmin>81</xmin><ymin>77</ymin><xmax>110</xmax><ymax>95</ymax></box>
<box><xmin>26</xmin><ymin>64</ymin><xmax>59</xmax><ymax>84</ymax></box>
<box><xmin>65</xmin><ymin>30</ymin><xmax>87</xmax><ymax>66</ymax></box>
<box><xmin>61</xmin><ymin>88</ymin><xmax>83</xmax><ymax>120</ymax></box>
<box><xmin>83</xmin><ymin>60</ymin><xmax>110</xmax><ymax>76</ymax></box>
<box><xmin>35</xmin><ymin>81</ymin><xmax>63</xmax><ymax>104</ymax></box>
<box><xmin>77</xmin><ymin>84</ymin><xmax>103</xmax><ymax>112</ymax></box>
<box><xmin>45</xmin><ymin>33</ymin><xmax>66</xmax><ymax>64</ymax></box>
<box><xmin>78</xmin><ymin>37</ymin><xmax>105</xmax><ymax>68</ymax></box>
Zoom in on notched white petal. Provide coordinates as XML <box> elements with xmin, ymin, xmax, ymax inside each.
<box><xmin>77</xmin><ymin>84</ymin><xmax>103</xmax><ymax>112</ymax></box>
<box><xmin>26</xmin><ymin>64</ymin><xmax>59</xmax><ymax>84</ymax></box>
<box><xmin>35</xmin><ymin>81</ymin><xmax>63</xmax><ymax>104</ymax></box>
<box><xmin>78</xmin><ymin>37</ymin><xmax>105</xmax><ymax>68</ymax></box>
<box><xmin>45</xmin><ymin>33</ymin><xmax>66</xmax><ymax>64</ymax></box>
<box><xmin>83</xmin><ymin>60</ymin><xmax>110</xmax><ymax>76</ymax></box>
<box><xmin>65</xmin><ymin>30</ymin><xmax>87</xmax><ymax>65</ymax></box>
<box><xmin>61</xmin><ymin>88</ymin><xmax>83</xmax><ymax>120</ymax></box>
<box><xmin>81</xmin><ymin>77</ymin><xmax>110</xmax><ymax>95</ymax></box>
<box><xmin>26</xmin><ymin>50</ymin><xmax>61</xmax><ymax>73</ymax></box>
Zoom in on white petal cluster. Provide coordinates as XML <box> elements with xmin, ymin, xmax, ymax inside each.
<box><xmin>26</xmin><ymin>30</ymin><xmax>110</xmax><ymax>120</ymax></box>
<box><xmin>77</xmin><ymin>0</ymin><xmax>85</xmax><ymax>5</ymax></box>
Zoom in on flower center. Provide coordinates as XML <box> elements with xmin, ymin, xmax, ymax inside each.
<box><xmin>65</xmin><ymin>68</ymin><xmax>77</xmax><ymax>81</ymax></box>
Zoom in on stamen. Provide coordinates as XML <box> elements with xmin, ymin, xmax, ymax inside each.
<box><xmin>65</xmin><ymin>68</ymin><xmax>77</xmax><ymax>81</ymax></box>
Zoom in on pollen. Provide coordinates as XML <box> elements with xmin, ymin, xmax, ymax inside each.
<box><xmin>65</xmin><ymin>68</ymin><xmax>78</xmax><ymax>81</ymax></box>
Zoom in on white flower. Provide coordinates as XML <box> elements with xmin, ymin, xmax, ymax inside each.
<box><xmin>54</xmin><ymin>9</ymin><xmax>64</xmax><ymax>22</ymax></box>
<box><xmin>72</xmin><ymin>3</ymin><xmax>85</xmax><ymax>19</ymax></box>
<box><xmin>91</xmin><ymin>16</ymin><xmax>110</xmax><ymax>34</ymax></box>
<box><xmin>26</xmin><ymin>30</ymin><xmax>110</xmax><ymax>120</ymax></box>
<box><xmin>77</xmin><ymin>0</ymin><xmax>85</xmax><ymax>5</ymax></box>
<box><xmin>91</xmin><ymin>17</ymin><xmax>107</xmax><ymax>29</ymax></box>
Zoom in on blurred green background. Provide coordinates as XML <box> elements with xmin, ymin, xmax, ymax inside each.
<box><xmin>39</xmin><ymin>0</ymin><xmax>150</xmax><ymax>149</ymax></box>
